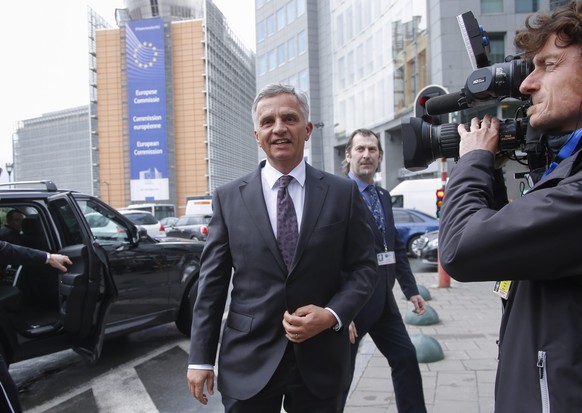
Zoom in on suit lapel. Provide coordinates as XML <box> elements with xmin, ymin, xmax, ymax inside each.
<box><xmin>290</xmin><ymin>165</ymin><xmax>328</xmax><ymax>271</ymax></box>
<box><xmin>239</xmin><ymin>164</ymin><xmax>287</xmax><ymax>272</ymax></box>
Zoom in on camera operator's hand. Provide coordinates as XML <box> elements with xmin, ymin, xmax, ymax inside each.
<box><xmin>457</xmin><ymin>114</ymin><xmax>500</xmax><ymax>157</ymax></box>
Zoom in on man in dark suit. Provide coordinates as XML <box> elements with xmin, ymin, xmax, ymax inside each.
<box><xmin>0</xmin><ymin>209</ymin><xmax>25</xmax><ymax>245</ymax></box>
<box><xmin>342</xmin><ymin>128</ymin><xmax>427</xmax><ymax>412</ymax></box>
<box><xmin>0</xmin><ymin>240</ymin><xmax>71</xmax><ymax>413</ymax></box>
<box><xmin>186</xmin><ymin>84</ymin><xmax>378</xmax><ymax>413</ymax></box>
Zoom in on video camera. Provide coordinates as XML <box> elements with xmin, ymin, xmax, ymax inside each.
<box><xmin>402</xmin><ymin>11</ymin><xmax>533</xmax><ymax>171</ymax></box>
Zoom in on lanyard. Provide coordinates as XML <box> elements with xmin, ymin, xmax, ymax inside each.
<box><xmin>542</xmin><ymin>129</ymin><xmax>582</xmax><ymax>179</ymax></box>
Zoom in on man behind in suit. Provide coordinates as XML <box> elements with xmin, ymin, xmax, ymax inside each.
<box><xmin>342</xmin><ymin>128</ymin><xmax>427</xmax><ymax>412</ymax></box>
<box><xmin>186</xmin><ymin>84</ymin><xmax>378</xmax><ymax>413</ymax></box>
<box><xmin>0</xmin><ymin>210</ymin><xmax>26</xmax><ymax>245</ymax></box>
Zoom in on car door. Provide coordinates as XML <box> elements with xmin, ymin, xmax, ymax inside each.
<box><xmin>47</xmin><ymin>193</ymin><xmax>115</xmax><ymax>360</ymax></box>
<box><xmin>74</xmin><ymin>195</ymin><xmax>172</xmax><ymax>332</ymax></box>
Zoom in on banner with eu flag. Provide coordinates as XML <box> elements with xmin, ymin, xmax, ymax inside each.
<box><xmin>126</xmin><ymin>18</ymin><xmax>169</xmax><ymax>201</ymax></box>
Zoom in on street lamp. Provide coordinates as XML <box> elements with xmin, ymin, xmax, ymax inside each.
<box><xmin>5</xmin><ymin>162</ymin><xmax>14</xmax><ymax>183</ymax></box>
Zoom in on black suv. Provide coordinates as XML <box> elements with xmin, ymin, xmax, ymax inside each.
<box><xmin>0</xmin><ymin>181</ymin><xmax>202</xmax><ymax>365</ymax></box>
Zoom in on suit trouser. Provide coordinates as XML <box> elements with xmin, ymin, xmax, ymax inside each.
<box><xmin>0</xmin><ymin>355</ymin><xmax>21</xmax><ymax>413</ymax></box>
<box><xmin>222</xmin><ymin>343</ymin><xmax>343</xmax><ymax>413</ymax></box>
<box><xmin>344</xmin><ymin>311</ymin><xmax>427</xmax><ymax>413</ymax></box>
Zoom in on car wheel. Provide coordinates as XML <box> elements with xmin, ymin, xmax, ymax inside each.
<box><xmin>408</xmin><ymin>235</ymin><xmax>423</xmax><ymax>257</ymax></box>
<box><xmin>175</xmin><ymin>277</ymin><xmax>199</xmax><ymax>337</ymax></box>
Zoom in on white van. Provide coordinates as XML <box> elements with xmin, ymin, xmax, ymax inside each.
<box><xmin>390</xmin><ymin>178</ymin><xmax>445</xmax><ymax>217</ymax></box>
<box><xmin>185</xmin><ymin>197</ymin><xmax>212</xmax><ymax>216</ymax></box>
<box><xmin>124</xmin><ymin>203</ymin><xmax>176</xmax><ymax>221</ymax></box>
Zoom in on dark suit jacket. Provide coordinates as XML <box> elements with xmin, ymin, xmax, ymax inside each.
<box><xmin>188</xmin><ymin>162</ymin><xmax>377</xmax><ymax>400</ymax></box>
<box><xmin>0</xmin><ymin>240</ymin><xmax>47</xmax><ymax>267</ymax></box>
<box><xmin>353</xmin><ymin>185</ymin><xmax>419</xmax><ymax>331</ymax></box>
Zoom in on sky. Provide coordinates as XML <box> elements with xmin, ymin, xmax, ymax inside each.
<box><xmin>0</xmin><ymin>0</ymin><xmax>255</xmax><ymax>183</ymax></box>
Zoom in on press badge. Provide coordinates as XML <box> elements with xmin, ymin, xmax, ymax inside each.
<box><xmin>377</xmin><ymin>251</ymin><xmax>395</xmax><ymax>266</ymax></box>
<box><xmin>493</xmin><ymin>280</ymin><xmax>512</xmax><ymax>300</ymax></box>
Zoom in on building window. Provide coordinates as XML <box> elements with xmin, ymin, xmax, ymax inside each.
<box><xmin>277</xmin><ymin>7</ymin><xmax>286</xmax><ymax>31</ymax></box>
<box><xmin>487</xmin><ymin>32</ymin><xmax>506</xmax><ymax>63</ymax></box>
<box><xmin>267</xmin><ymin>14</ymin><xmax>276</xmax><ymax>36</ymax></box>
<box><xmin>278</xmin><ymin>44</ymin><xmax>286</xmax><ymax>66</ymax></box>
<box><xmin>338</xmin><ymin>56</ymin><xmax>346</xmax><ymax>89</ymax></box>
<box><xmin>287</xmin><ymin>1</ymin><xmax>296</xmax><ymax>24</ymax></box>
<box><xmin>515</xmin><ymin>0</ymin><xmax>538</xmax><ymax>13</ymax></box>
<box><xmin>336</xmin><ymin>14</ymin><xmax>344</xmax><ymax>47</ymax></box>
<box><xmin>288</xmin><ymin>73</ymin><xmax>298</xmax><ymax>89</ymax></box>
<box><xmin>257</xmin><ymin>0</ymin><xmax>266</xmax><ymax>8</ymax></box>
<box><xmin>258</xmin><ymin>54</ymin><xmax>267</xmax><ymax>75</ymax></box>
<box><xmin>298</xmin><ymin>69</ymin><xmax>309</xmax><ymax>92</ymax></box>
<box><xmin>356</xmin><ymin>44</ymin><xmax>364</xmax><ymax>80</ymax></box>
<box><xmin>346</xmin><ymin>6</ymin><xmax>353</xmax><ymax>40</ymax></box>
<box><xmin>287</xmin><ymin>37</ymin><xmax>297</xmax><ymax>61</ymax></box>
<box><xmin>297</xmin><ymin>0</ymin><xmax>305</xmax><ymax>16</ymax></box>
<box><xmin>347</xmin><ymin>50</ymin><xmax>355</xmax><ymax>85</ymax></box>
<box><xmin>256</xmin><ymin>20</ymin><xmax>266</xmax><ymax>43</ymax></box>
<box><xmin>298</xmin><ymin>31</ymin><xmax>307</xmax><ymax>55</ymax></box>
<box><xmin>268</xmin><ymin>49</ymin><xmax>277</xmax><ymax>71</ymax></box>
<box><xmin>481</xmin><ymin>0</ymin><xmax>503</xmax><ymax>13</ymax></box>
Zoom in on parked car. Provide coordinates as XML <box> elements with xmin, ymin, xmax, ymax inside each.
<box><xmin>165</xmin><ymin>214</ymin><xmax>211</xmax><ymax>241</ymax></box>
<box><xmin>392</xmin><ymin>207</ymin><xmax>439</xmax><ymax>256</ymax></box>
<box><xmin>118</xmin><ymin>209</ymin><xmax>166</xmax><ymax>238</ymax></box>
<box><xmin>0</xmin><ymin>180</ymin><xmax>203</xmax><ymax>366</ymax></box>
<box><xmin>160</xmin><ymin>216</ymin><xmax>179</xmax><ymax>227</ymax></box>
<box><xmin>417</xmin><ymin>230</ymin><xmax>439</xmax><ymax>266</ymax></box>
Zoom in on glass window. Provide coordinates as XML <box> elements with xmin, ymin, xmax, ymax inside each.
<box><xmin>258</xmin><ymin>54</ymin><xmax>267</xmax><ymax>75</ymax></box>
<box><xmin>336</xmin><ymin>14</ymin><xmax>344</xmax><ymax>47</ymax></box>
<box><xmin>286</xmin><ymin>1</ymin><xmax>296</xmax><ymax>24</ymax></box>
<box><xmin>297</xmin><ymin>0</ymin><xmax>305</xmax><ymax>16</ymax></box>
<box><xmin>257</xmin><ymin>0</ymin><xmax>266</xmax><ymax>8</ymax></box>
<box><xmin>347</xmin><ymin>50</ymin><xmax>355</xmax><ymax>85</ymax></box>
<box><xmin>298</xmin><ymin>31</ymin><xmax>307</xmax><ymax>55</ymax></box>
<box><xmin>288</xmin><ymin>73</ymin><xmax>298</xmax><ymax>89</ymax></box>
<box><xmin>355</xmin><ymin>1</ymin><xmax>362</xmax><ymax>34</ymax></box>
<box><xmin>338</xmin><ymin>56</ymin><xmax>346</xmax><ymax>89</ymax></box>
<box><xmin>488</xmin><ymin>32</ymin><xmax>505</xmax><ymax>63</ymax></box>
<box><xmin>267</xmin><ymin>14</ymin><xmax>276</xmax><ymax>36</ymax></box>
<box><xmin>256</xmin><ymin>20</ymin><xmax>266</xmax><ymax>43</ymax></box>
<box><xmin>481</xmin><ymin>0</ymin><xmax>503</xmax><ymax>13</ymax></box>
<box><xmin>346</xmin><ymin>6</ymin><xmax>353</xmax><ymax>40</ymax></box>
<box><xmin>287</xmin><ymin>37</ymin><xmax>297</xmax><ymax>61</ymax></box>
<box><xmin>278</xmin><ymin>44</ymin><xmax>286</xmax><ymax>66</ymax></box>
<box><xmin>356</xmin><ymin>44</ymin><xmax>364</xmax><ymax>80</ymax></box>
<box><xmin>515</xmin><ymin>0</ymin><xmax>538</xmax><ymax>13</ymax></box>
<box><xmin>268</xmin><ymin>49</ymin><xmax>277</xmax><ymax>71</ymax></box>
<box><xmin>298</xmin><ymin>69</ymin><xmax>309</xmax><ymax>92</ymax></box>
<box><xmin>277</xmin><ymin>7</ymin><xmax>286</xmax><ymax>31</ymax></box>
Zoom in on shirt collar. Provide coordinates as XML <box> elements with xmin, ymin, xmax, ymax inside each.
<box><xmin>348</xmin><ymin>172</ymin><xmax>373</xmax><ymax>193</ymax></box>
<box><xmin>264</xmin><ymin>159</ymin><xmax>306</xmax><ymax>190</ymax></box>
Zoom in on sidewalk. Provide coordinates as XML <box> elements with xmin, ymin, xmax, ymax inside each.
<box><xmin>344</xmin><ymin>272</ymin><xmax>502</xmax><ymax>413</ymax></box>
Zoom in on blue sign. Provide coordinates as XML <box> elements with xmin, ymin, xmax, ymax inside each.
<box><xmin>126</xmin><ymin>18</ymin><xmax>169</xmax><ymax>201</ymax></box>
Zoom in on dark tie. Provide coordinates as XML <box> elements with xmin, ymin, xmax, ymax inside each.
<box><xmin>366</xmin><ymin>184</ymin><xmax>386</xmax><ymax>233</ymax></box>
<box><xmin>276</xmin><ymin>175</ymin><xmax>298</xmax><ymax>270</ymax></box>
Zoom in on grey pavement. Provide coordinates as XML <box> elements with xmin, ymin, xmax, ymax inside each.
<box><xmin>344</xmin><ymin>272</ymin><xmax>502</xmax><ymax>413</ymax></box>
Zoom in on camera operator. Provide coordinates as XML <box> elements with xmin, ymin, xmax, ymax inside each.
<box><xmin>438</xmin><ymin>2</ymin><xmax>582</xmax><ymax>412</ymax></box>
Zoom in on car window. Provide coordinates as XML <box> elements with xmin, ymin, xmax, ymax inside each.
<box><xmin>125</xmin><ymin>213</ymin><xmax>157</xmax><ymax>225</ymax></box>
<box><xmin>393</xmin><ymin>210</ymin><xmax>412</xmax><ymax>223</ymax></box>
<box><xmin>76</xmin><ymin>200</ymin><xmax>130</xmax><ymax>245</ymax></box>
<box><xmin>49</xmin><ymin>198</ymin><xmax>85</xmax><ymax>247</ymax></box>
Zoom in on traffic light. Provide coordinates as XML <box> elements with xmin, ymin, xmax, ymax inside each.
<box><xmin>414</xmin><ymin>85</ymin><xmax>450</xmax><ymax>125</ymax></box>
<box><xmin>436</xmin><ymin>188</ymin><xmax>445</xmax><ymax>218</ymax></box>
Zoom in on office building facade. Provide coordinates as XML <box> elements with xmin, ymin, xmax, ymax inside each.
<box><xmin>92</xmin><ymin>0</ymin><xmax>257</xmax><ymax>214</ymax></box>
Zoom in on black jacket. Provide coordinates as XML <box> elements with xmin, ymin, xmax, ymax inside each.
<box><xmin>439</xmin><ymin>148</ymin><xmax>582</xmax><ymax>413</ymax></box>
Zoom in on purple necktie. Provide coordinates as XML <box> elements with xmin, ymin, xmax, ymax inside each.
<box><xmin>276</xmin><ymin>175</ymin><xmax>298</xmax><ymax>270</ymax></box>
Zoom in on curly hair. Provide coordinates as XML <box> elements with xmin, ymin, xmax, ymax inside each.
<box><xmin>514</xmin><ymin>1</ymin><xmax>582</xmax><ymax>57</ymax></box>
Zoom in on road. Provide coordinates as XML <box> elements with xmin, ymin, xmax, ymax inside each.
<box><xmin>12</xmin><ymin>258</ymin><xmax>435</xmax><ymax>412</ymax></box>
